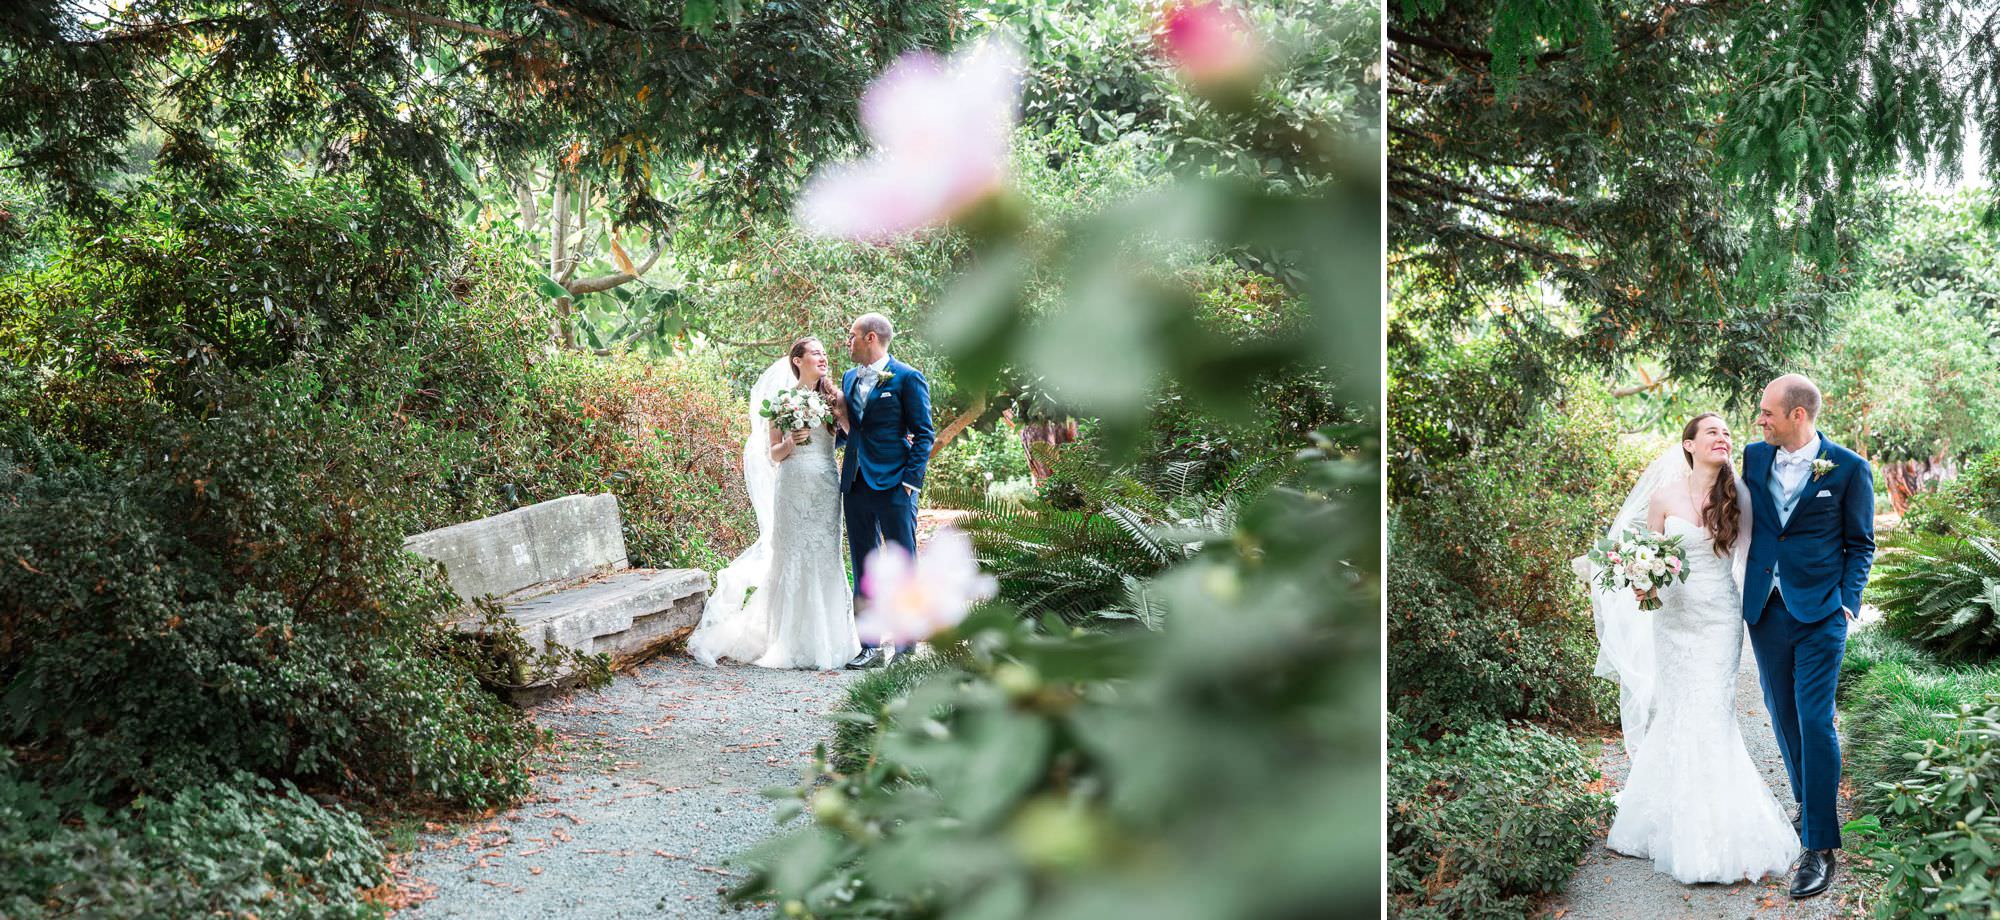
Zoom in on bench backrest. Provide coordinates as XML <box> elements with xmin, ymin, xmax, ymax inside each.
<box><xmin>405</xmin><ymin>493</ymin><xmax>630</xmax><ymax>602</ymax></box>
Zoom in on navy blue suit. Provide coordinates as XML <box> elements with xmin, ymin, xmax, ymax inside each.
<box><xmin>836</xmin><ymin>357</ymin><xmax>934</xmax><ymax>649</ymax></box>
<box><xmin>1740</xmin><ymin>436</ymin><xmax>1874</xmax><ymax>851</ymax></box>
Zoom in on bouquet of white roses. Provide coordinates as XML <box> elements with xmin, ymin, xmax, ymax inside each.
<box><xmin>1589</xmin><ymin>523</ymin><xmax>1689</xmax><ymax>612</ymax></box>
<box><xmin>760</xmin><ymin>387</ymin><xmax>834</xmax><ymax>439</ymax></box>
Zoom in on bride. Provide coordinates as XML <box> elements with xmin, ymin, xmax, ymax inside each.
<box><xmin>687</xmin><ymin>337</ymin><xmax>861</xmax><ymax>670</ymax></box>
<box><xmin>1587</xmin><ymin>412</ymin><xmax>1799</xmax><ymax>883</ymax></box>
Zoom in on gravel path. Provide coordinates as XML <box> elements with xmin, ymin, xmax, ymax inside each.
<box><xmin>394</xmin><ymin>655</ymin><xmax>856</xmax><ymax>918</ymax></box>
<box><xmin>1553</xmin><ymin>629</ymin><xmax>1868</xmax><ymax>919</ymax></box>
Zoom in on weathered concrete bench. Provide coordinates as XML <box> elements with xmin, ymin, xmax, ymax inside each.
<box><xmin>404</xmin><ymin>494</ymin><xmax>708</xmax><ymax>700</ymax></box>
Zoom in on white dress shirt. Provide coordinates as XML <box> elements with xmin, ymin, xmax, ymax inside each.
<box><xmin>1769</xmin><ymin>432</ymin><xmax>1822</xmax><ymax>608</ymax></box>
<box><xmin>852</xmin><ymin>354</ymin><xmax>891</xmax><ymax>418</ymax></box>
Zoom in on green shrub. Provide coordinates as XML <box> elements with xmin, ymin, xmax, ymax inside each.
<box><xmin>1840</xmin><ymin>629</ymin><xmax>2000</xmax><ymax>817</ymax></box>
<box><xmin>963</xmin><ymin>456</ymin><xmax>1285</xmax><ymax>623</ymax></box>
<box><xmin>0</xmin><ymin>176</ymin><xmax>751</xmax><ymax>862</ymax></box>
<box><xmin>1904</xmin><ymin>451</ymin><xmax>2000</xmax><ymax>535</ymax></box>
<box><xmin>1387</xmin><ymin>529</ymin><xmax>1603</xmax><ymax>735</ymax></box>
<box><xmin>1386</xmin><ymin>718</ymin><xmax>1611</xmax><ymax>920</ymax></box>
<box><xmin>1835</xmin><ymin>629</ymin><xmax>2000</xmax><ymax>917</ymax></box>
<box><xmin>828</xmin><ymin>652</ymin><xmax>955</xmax><ymax>774</ymax></box>
<box><xmin>1874</xmin><ymin>514</ymin><xmax>2000</xmax><ymax>661</ymax></box>
<box><xmin>0</xmin><ymin>386</ymin><xmax>542</xmax><ymax>808</ymax></box>
<box><xmin>928</xmin><ymin>424</ymin><xmax>1035</xmax><ymax>510</ymax></box>
<box><xmin>1389</xmin><ymin>388</ymin><xmax>1633</xmax><ymax>733</ymax></box>
<box><xmin>732</xmin><ymin>443</ymin><xmax>1379</xmax><ymax>918</ymax></box>
<box><xmin>0</xmin><ymin>752</ymin><xmax>386</xmax><ymax>919</ymax></box>
<box><xmin>1866</xmin><ymin>698</ymin><xmax>2000</xmax><ymax>918</ymax></box>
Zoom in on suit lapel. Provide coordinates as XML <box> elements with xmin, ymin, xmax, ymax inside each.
<box><xmin>1777</xmin><ymin>438</ymin><xmax>1830</xmax><ymax>534</ymax></box>
<box><xmin>863</xmin><ymin>359</ymin><xmax>896</xmax><ymax>414</ymax></box>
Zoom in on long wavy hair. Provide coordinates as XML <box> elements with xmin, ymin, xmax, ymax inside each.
<box><xmin>1681</xmin><ymin>412</ymin><xmax>1741</xmax><ymax>556</ymax></box>
<box><xmin>788</xmin><ymin>336</ymin><xmax>838</xmax><ymax>426</ymax></box>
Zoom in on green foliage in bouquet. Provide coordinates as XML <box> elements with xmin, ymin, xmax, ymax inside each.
<box><xmin>731</xmin><ymin>439</ymin><xmax>1378</xmax><ymax>919</ymax></box>
<box><xmin>1386</xmin><ymin>716</ymin><xmax>1612</xmax><ymax>920</ymax></box>
<box><xmin>1874</xmin><ymin>513</ymin><xmax>2000</xmax><ymax>661</ymax></box>
<box><xmin>1587</xmin><ymin>524</ymin><xmax>1690</xmax><ymax>612</ymax></box>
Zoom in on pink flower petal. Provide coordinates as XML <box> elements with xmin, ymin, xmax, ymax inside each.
<box><xmin>795</xmin><ymin>38</ymin><xmax>1024</xmax><ymax>242</ymax></box>
<box><xmin>1156</xmin><ymin>1</ymin><xmax>1260</xmax><ymax>83</ymax></box>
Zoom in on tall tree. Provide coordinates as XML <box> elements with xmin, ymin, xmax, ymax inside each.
<box><xmin>0</xmin><ymin>1</ymin><xmax>955</xmax><ymax>272</ymax></box>
<box><xmin>1390</xmin><ymin>0</ymin><xmax>1847</xmax><ymax>402</ymax></box>
<box><xmin>1392</xmin><ymin>1</ymin><xmax>2000</xmax><ymax>399</ymax></box>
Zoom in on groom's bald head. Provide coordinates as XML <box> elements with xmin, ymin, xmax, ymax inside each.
<box><xmin>1757</xmin><ymin>373</ymin><xmax>1821</xmax><ymax>449</ymax></box>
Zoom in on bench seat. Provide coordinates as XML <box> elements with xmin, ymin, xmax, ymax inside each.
<box><xmin>404</xmin><ymin>494</ymin><xmax>709</xmax><ymax>698</ymax></box>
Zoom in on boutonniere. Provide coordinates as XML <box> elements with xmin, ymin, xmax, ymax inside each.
<box><xmin>874</xmin><ymin>371</ymin><xmax>895</xmax><ymax>387</ymax></box>
<box><xmin>1811</xmin><ymin>451</ymin><xmax>1835</xmax><ymax>481</ymax></box>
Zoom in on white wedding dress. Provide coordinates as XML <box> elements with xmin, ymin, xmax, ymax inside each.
<box><xmin>1602</xmin><ymin>514</ymin><xmax>1800</xmax><ymax>883</ymax></box>
<box><xmin>687</xmin><ymin>364</ymin><xmax>860</xmax><ymax>671</ymax></box>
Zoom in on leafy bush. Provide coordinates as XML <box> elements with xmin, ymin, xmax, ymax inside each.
<box><xmin>827</xmin><ymin>652</ymin><xmax>954</xmax><ymax>774</ymax></box>
<box><xmin>1835</xmin><ymin>628</ymin><xmax>2000</xmax><ymax>917</ymax></box>
<box><xmin>732</xmin><ymin>442</ymin><xmax>1379</xmax><ymax>918</ymax></box>
<box><xmin>1904</xmin><ymin>450</ymin><xmax>2000</xmax><ymax>535</ymax></box>
<box><xmin>1389</xmin><ymin>388</ymin><xmax>1632</xmax><ymax>733</ymax></box>
<box><xmin>1866</xmin><ymin>698</ymin><xmax>2000</xmax><ymax>918</ymax></box>
<box><xmin>0</xmin><ymin>176</ymin><xmax>755</xmax><ymax>917</ymax></box>
<box><xmin>0</xmin><ymin>752</ymin><xmax>386</xmax><ymax>919</ymax></box>
<box><xmin>1840</xmin><ymin>628</ymin><xmax>2000</xmax><ymax>817</ymax></box>
<box><xmin>1387</xmin><ymin>332</ymin><xmax>1550</xmax><ymax>501</ymax></box>
<box><xmin>962</xmin><ymin>456</ymin><xmax>1286</xmax><ymax>623</ymax></box>
<box><xmin>1386</xmin><ymin>717</ymin><xmax>1612</xmax><ymax>920</ymax></box>
<box><xmin>927</xmin><ymin>424</ymin><xmax>1035</xmax><ymax>510</ymax></box>
<box><xmin>1387</xmin><ymin>529</ymin><xmax>1603</xmax><ymax>736</ymax></box>
<box><xmin>1874</xmin><ymin>514</ymin><xmax>2000</xmax><ymax>661</ymax></box>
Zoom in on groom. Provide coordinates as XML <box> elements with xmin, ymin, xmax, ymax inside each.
<box><xmin>836</xmin><ymin>312</ymin><xmax>934</xmax><ymax>670</ymax></box>
<box><xmin>1740</xmin><ymin>374</ymin><xmax>1874</xmax><ymax>900</ymax></box>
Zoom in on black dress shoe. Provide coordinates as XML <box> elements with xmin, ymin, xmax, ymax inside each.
<box><xmin>1791</xmin><ymin>848</ymin><xmax>1835</xmax><ymax>899</ymax></box>
<box><xmin>844</xmin><ymin>648</ymin><xmax>888</xmax><ymax>670</ymax></box>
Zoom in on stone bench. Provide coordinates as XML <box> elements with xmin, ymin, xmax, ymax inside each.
<box><xmin>405</xmin><ymin>494</ymin><xmax>709</xmax><ymax>700</ymax></box>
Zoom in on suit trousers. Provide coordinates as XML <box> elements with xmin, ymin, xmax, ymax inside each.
<box><xmin>844</xmin><ymin>482</ymin><xmax>918</xmax><ymax>651</ymax></box>
<box><xmin>1746</xmin><ymin>589</ymin><xmax>1848</xmax><ymax>850</ymax></box>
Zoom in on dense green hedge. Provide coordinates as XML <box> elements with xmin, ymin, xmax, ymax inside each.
<box><xmin>1389</xmin><ymin>389</ymin><xmax>1631</xmax><ymax>734</ymax></box>
<box><xmin>0</xmin><ymin>177</ymin><xmax>751</xmax><ymax>912</ymax></box>
<box><xmin>1386</xmin><ymin>717</ymin><xmax>1611</xmax><ymax>920</ymax></box>
<box><xmin>1839</xmin><ymin>628</ymin><xmax>2000</xmax><ymax>917</ymax></box>
<box><xmin>0</xmin><ymin>752</ymin><xmax>384</xmax><ymax>920</ymax></box>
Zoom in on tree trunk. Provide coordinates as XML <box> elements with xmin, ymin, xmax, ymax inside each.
<box><xmin>549</xmin><ymin>175</ymin><xmax>574</xmax><ymax>348</ymax></box>
<box><xmin>929</xmin><ymin>394</ymin><xmax>988</xmax><ymax>458</ymax></box>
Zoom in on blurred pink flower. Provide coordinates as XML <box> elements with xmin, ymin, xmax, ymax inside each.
<box><xmin>795</xmin><ymin>38</ymin><xmax>1024</xmax><ymax>243</ymax></box>
<box><xmin>1154</xmin><ymin>1</ymin><xmax>1261</xmax><ymax>84</ymax></box>
<box><xmin>856</xmin><ymin>527</ymin><xmax>999</xmax><ymax>645</ymax></box>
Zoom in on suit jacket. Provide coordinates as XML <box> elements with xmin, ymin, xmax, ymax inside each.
<box><xmin>1740</xmin><ymin>436</ymin><xmax>1875</xmax><ymax>624</ymax></box>
<box><xmin>836</xmin><ymin>357</ymin><xmax>935</xmax><ymax>493</ymax></box>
